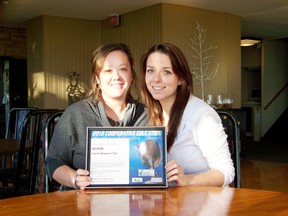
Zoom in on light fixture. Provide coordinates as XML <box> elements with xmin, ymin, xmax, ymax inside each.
<box><xmin>240</xmin><ymin>38</ymin><xmax>261</xmax><ymax>47</ymax></box>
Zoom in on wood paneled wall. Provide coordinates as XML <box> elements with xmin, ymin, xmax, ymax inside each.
<box><xmin>26</xmin><ymin>17</ymin><xmax>45</xmax><ymax>107</ymax></box>
<box><xmin>26</xmin><ymin>3</ymin><xmax>241</xmax><ymax>109</ymax></box>
<box><xmin>26</xmin><ymin>16</ymin><xmax>101</xmax><ymax>109</ymax></box>
<box><xmin>101</xmin><ymin>4</ymin><xmax>162</xmax><ymax>81</ymax></box>
<box><xmin>162</xmin><ymin>4</ymin><xmax>241</xmax><ymax>106</ymax></box>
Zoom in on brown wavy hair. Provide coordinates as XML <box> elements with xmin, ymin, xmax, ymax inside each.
<box><xmin>140</xmin><ymin>43</ymin><xmax>193</xmax><ymax>151</ymax></box>
<box><xmin>86</xmin><ymin>43</ymin><xmax>139</xmax><ymax>102</ymax></box>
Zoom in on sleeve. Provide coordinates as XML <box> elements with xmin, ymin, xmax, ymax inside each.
<box><xmin>195</xmin><ymin>109</ymin><xmax>235</xmax><ymax>186</ymax></box>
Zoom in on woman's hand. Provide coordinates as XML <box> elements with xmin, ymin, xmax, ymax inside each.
<box><xmin>74</xmin><ymin>169</ymin><xmax>91</xmax><ymax>190</ymax></box>
<box><xmin>165</xmin><ymin>160</ymin><xmax>187</xmax><ymax>186</ymax></box>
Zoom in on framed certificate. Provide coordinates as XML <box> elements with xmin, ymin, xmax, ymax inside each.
<box><xmin>85</xmin><ymin>126</ymin><xmax>167</xmax><ymax>188</ymax></box>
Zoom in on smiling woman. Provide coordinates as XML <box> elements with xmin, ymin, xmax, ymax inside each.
<box><xmin>45</xmin><ymin>43</ymin><xmax>148</xmax><ymax>191</ymax></box>
<box><xmin>140</xmin><ymin>43</ymin><xmax>235</xmax><ymax>188</ymax></box>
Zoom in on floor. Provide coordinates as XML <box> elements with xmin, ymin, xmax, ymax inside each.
<box><xmin>240</xmin><ymin>160</ymin><xmax>288</xmax><ymax>193</ymax></box>
<box><xmin>238</xmin><ymin>107</ymin><xmax>288</xmax><ymax>193</ymax></box>
<box><xmin>244</xmin><ymin>140</ymin><xmax>288</xmax><ymax>164</ymax></box>
<box><xmin>239</xmin><ymin>133</ymin><xmax>288</xmax><ymax>193</ymax></box>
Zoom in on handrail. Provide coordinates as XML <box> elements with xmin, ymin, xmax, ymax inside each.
<box><xmin>264</xmin><ymin>82</ymin><xmax>288</xmax><ymax>111</ymax></box>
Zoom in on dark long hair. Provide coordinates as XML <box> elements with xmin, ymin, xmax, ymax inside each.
<box><xmin>86</xmin><ymin>43</ymin><xmax>139</xmax><ymax>102</ymax></box>
<box><xmin>141</xmin><ymin>43</ymin><xmax>193</xmax><ymax>151</ymax></box>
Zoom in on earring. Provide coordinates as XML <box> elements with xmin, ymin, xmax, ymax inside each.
<box><xmin>131</xmin><ymin>80</ymin><xmax>136</xmax><ymax>86</ymax></box>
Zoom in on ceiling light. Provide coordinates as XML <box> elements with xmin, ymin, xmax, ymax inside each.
<box><xmin>240</xmin><ymin>39</ymin><xmax>261</xmax><ymax>47</ymax></box>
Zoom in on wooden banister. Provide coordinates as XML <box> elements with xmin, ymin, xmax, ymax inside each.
<box><xmin>264</xmin><ymin>82</ymin><xmax>288</xmax><ymax>111</ymax></box>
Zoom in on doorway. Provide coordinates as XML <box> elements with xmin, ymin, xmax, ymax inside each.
<box><xmin>0</xmin><ymin>57</ymin><xmax>28</xmax><ymax>138</ymax></box>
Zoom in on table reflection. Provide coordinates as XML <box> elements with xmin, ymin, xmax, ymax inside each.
<box><xmin>162</xmin><ymin>187</ymin><xmax>233</xmax><ymax>215</ymax></box>
<box><xmin>1</xmin><ymin>187</ymin><xmax>288</xmax><ymax>215</ymax></box>
<box><xmin>75</xmin><ymin>187</ymin><xmax>234</xmax><ymax>215</ymax></box>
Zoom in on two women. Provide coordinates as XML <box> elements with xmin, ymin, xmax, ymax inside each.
<box><xmin>47</xmin><ymin>42</ymin><xmax>234</xmax><ymax>190</ymax></box>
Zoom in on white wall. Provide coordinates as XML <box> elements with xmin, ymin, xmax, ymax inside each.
<box><xmin>261</xmin><ymin>39</ymin><xmax>288</xmax><ymax>136</ymax></box>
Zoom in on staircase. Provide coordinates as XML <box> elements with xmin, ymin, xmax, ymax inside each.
<box><xmin>262</xmin><ymin>108</ymin><xmax>288</xmax><ymax>142</ymax></box>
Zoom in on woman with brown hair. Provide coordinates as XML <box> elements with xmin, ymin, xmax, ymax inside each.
<box><xmin>46</xmin><ymin>43</ymin><xmax>147</xmax><ymax>190</ymax></box>
<box><xmin>141</xmin><ymin>43</ymin><xmax>234</xmax><ymax>187</ymax></box>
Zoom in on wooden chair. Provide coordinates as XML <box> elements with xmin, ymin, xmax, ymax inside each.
<box><xmin>222</xmin><ymin>109</ymin><xmax>247</xmax><ymax>159</ymax></box>
<box><xmin>5</xmin><ymin>107</ymin><xmax>37</xmax><ymax>139</ymax></box>
<box><xmin>217</xmin><ymin>110</ymin><xmax>241</xmax><ymax>188</ymax></box>
<box><xmin>2</xmin><ymin>107</ymin><xmax>37</xmax><ymax>168</ymax></box>
<box><xmin>0</xmin><ymin>109</ymin><xmax>59</xmax><ymax>197</ymax></box>
<box><xmin>43</xmin><ymin>111</ymin><xmax>64</xmax><ymax>193</ymax></box>
<box><xmin>24</xmin><ymin>109</ymin><xmax>60</xmax><ymax>195</ymax></box>
<box><xmin>0</xmin><ymin>107</ymin><xmax>37</xmax><ymax>199</ymax></box>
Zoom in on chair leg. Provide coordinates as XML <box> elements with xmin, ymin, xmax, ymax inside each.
<box><xmin>1</xmin><ymin>155</ymin><xmax>6</xmax><ymax>168</ymax></box>
<box><xmin>2</xmin><ymin>179</ymin><xmax>8</xmax><ymax>187</ymax></box>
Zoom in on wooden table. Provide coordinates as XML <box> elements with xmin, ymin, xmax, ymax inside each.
<box><xmin>0</xmin><ymin>186</ymin><xmax>287</xmax><ymax>215</ymax></box>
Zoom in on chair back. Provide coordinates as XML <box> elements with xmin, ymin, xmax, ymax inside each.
<box><xmin>224</xmin><ymin>109</ymin><xmax>247</xmax><ymax>158</ymax></box>
<box><xmin>5</xmin><ymin>107</ymin><xmax>37</xmax><ymax>139</ymax></box>
<box><xmin>2</xmin><ymin>107</ymin><xmax>37</xmax><ymax>169</ymax></box>
<box><xmin>217</xmin><ymin>110</ymin><xmax>241</xmax><ymax>188</ymax></box>
<box><xmin>43</xmin><ymin>111</ymin><xmax>64</xmax><ymax>193</ymax></box>
<box><xmin>14</xmin><ymin>109</ymin><xmax>59</xmax><ymax>195</ymax></box>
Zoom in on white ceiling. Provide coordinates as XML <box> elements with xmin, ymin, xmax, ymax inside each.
<box><xmin>1</xmin><ymin>0</ymin><xmax>288</xmax><ymax>40</ymax></box>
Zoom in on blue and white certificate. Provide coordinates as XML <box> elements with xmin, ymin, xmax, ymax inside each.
<box><xmin>85</xmin><ymin>126</ymin><xmax>167</xmax><ymax>188</ymax></box>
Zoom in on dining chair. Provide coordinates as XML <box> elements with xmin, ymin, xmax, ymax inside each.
<box><xmin>0</xmin><ymin>109</ymin><xmax>36</xmax><ymax>198</ymax></box>
<box><xmin>0</xmin><ymin>109</ymin><xmax>59</xmax><ymax>198</ymax></box>
<box><xmin>43</xmin><ymin>111</ymin><xmax>64</xmax><ymax>193</ymax></box>
<box><xmin>216</xmin><ymin>110</ymin><xmax>241</xmax><ymax>188</ymax></box>
<box><xmin>2</xmin><ymin>107</ymin><xmax>37</xmax><ymax>168</ymax></box>
<box><xmin>224</xmin><ymin>109</ymin><xmax>247</xmax><ymax>159</ymax></box>
<box><xmin>24</xmin><ymin>109</ymin><xmax>60</xmax><ymax>195</ymax></box>
<box><xmin>0</xmin><ymin>107</ymin><xmax>37</xmax><ymax>198</ymax></box>
<box><xmin>5</xmin><ymin>107</ymin><xmax>37</xmax><ymax>143</ymax></box>
<box><xmin>5</xmin><ymin>107</ymin><xmax>37</xmax><ymax>139</ymax></box>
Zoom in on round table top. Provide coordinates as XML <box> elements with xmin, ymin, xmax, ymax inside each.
<box><xmin>0</xmin><ymin>186</ymin><xmax>287</xmax><ymax>215</ymax></box>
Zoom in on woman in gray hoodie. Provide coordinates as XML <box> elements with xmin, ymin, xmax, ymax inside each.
<box><xmin>46</xmin><ymin>43</ymin><xmax>147</xmax><ymax>190</ymax></box>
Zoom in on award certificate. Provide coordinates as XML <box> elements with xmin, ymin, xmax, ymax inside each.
<box><xmin>85</xmin><ymin>126</ymin><xmax>167</xmax><ymax>188</ymax></box>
